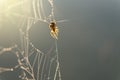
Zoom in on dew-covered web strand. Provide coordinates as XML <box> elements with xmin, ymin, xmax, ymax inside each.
<box><xmin>46</xmin><ymin>0</ymin><xmax>62</xmax><ymax>79</ymax></box>
<box><xmin>53</xmin><ymin>39</ymin><xmax>62</xmax><ymax>80</ymax></box>
<box><xmin>19</xmin><ymin>19</ymin><xmax>36</xmax><ymax>80</ymax></box>
<box><xmin>48</xmin><ymin>0</ymin><xmax>55</xmax><ymax>22</ymax></box>
<box><xmin>0</xmin><ymin>0</ymin><xmax>62</xmax><ymax>80</ymax></box>
<box><xmin>37</xmin><ymin>0</ymin><xmax>42</xmax><ymax>20</ymax></box>
<box><xmin>32</xmin><ymin>0</ymin><xmax>38</xmax><ymax>20</ymax></box>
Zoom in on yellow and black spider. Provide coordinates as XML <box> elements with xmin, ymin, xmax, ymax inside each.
<box><xmin>49</xmin><ymin>21</ymin><xmax>59</xmax><ymax>39</ymax></box>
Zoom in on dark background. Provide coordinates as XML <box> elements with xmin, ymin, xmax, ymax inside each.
<box><xmin>0</xmin><ymin>0</ymin><xmax>120</xmax><ymax>80</ymax></box>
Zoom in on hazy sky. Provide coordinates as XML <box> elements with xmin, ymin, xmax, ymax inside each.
<box><xmin>57</xmin><ymin>0</ymin><xmax>120</xmax><ymax>80</ymax></box>
<box><xmin>0</xmin><ymin>0</ymin><xmax>120</xmax><ymax>80</ymax></box>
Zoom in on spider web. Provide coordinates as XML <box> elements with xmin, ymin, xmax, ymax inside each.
<box><xmin>0</xmin><ymin>0</ymin><xmax>62</xmax><ymax>80</ymax></box>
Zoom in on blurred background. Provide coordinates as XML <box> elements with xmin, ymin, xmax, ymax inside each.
<box><xmin>0</xmin><ymin>0</ymin><xmax>120</xmax><ymax>80</ymax></box>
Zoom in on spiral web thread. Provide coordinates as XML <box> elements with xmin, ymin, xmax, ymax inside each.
<box><xmin>0</xmin><ymin>0</ymin><xmax>62</xmax><ymax>80</ymax></box>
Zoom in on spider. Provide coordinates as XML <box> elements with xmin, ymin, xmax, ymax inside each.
<box><xmin>49</xmin><ymin>21</ymin><xmax>59</xmax><ymax>39</ymax></box>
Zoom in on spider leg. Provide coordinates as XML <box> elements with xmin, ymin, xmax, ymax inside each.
<box><xmin>50</xmin><ymin>30</ymin><xmax>58</xmax><ymax>39</ymax></box>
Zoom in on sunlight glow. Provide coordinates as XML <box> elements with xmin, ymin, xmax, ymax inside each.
<box><xmin>0</xmin><ymin>0</ymin><xmax>5</xmax><ymax>3</ymax></box>
<box><xmin>0</xmin><ymin>0</ymin><xmax>6</xmax><ymax>8</ymax></box>
<box><xmin>0</xmin><ymin>0</ymin><xmax>30</xmax><ymax>25</ymax></box>
<box><xmin>0</xmin><ymin>0</ymin><xmax>25</xmax><ymax>13</ymax></box>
